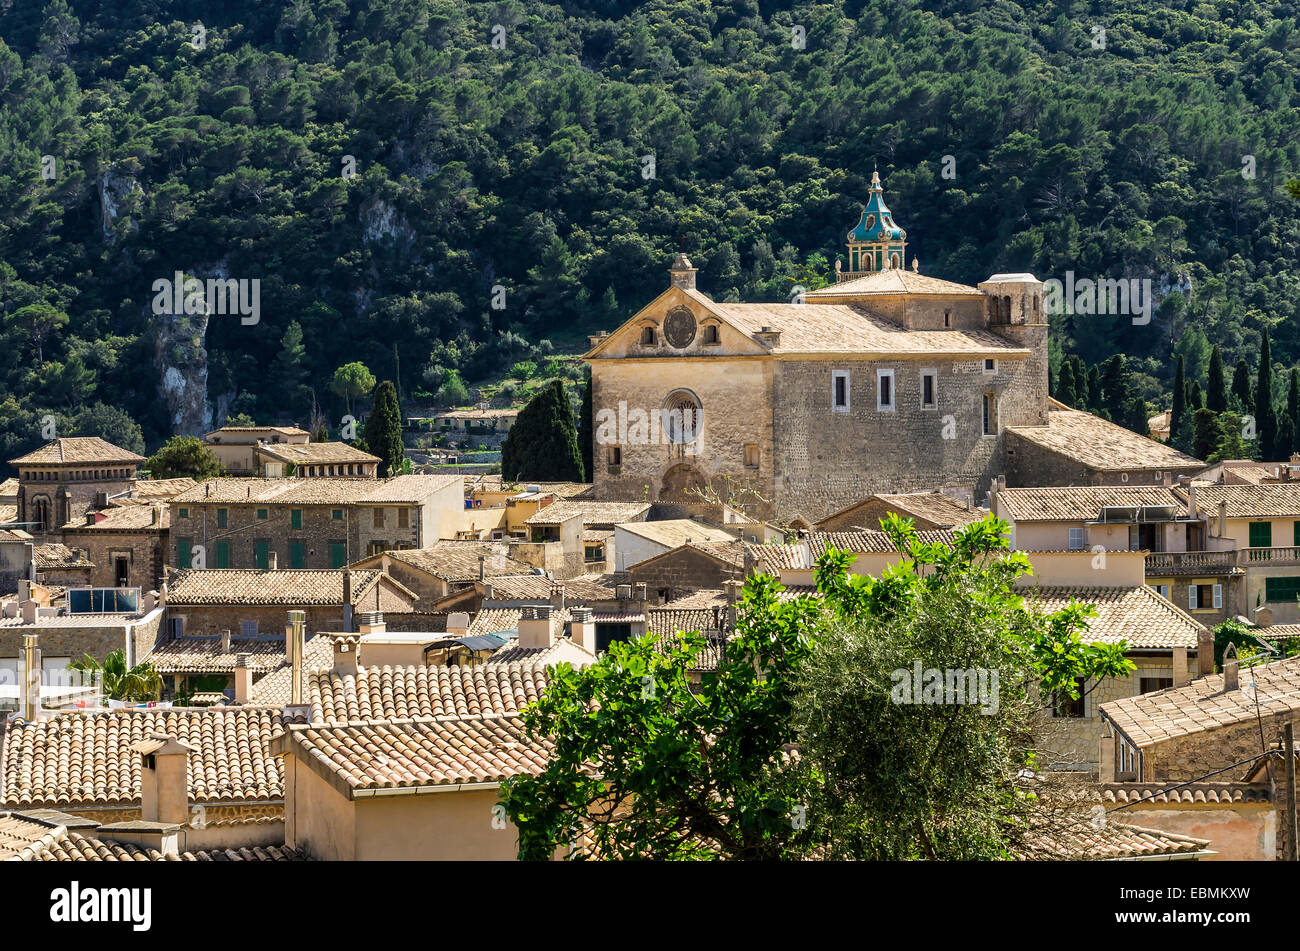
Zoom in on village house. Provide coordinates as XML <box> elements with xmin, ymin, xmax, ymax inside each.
<box><xmin>815</xmin><ymin>490</ymin><xmax>986</xmax><ymax>532</ymax></box>
<box><xmin>254</xmin><ymin>441</ymin><xmax>381</xmax><ymax>478</ymax></box>
<box><xmin>203</xmin><ymin>425</ymin><xmax>310</xmax><ymax>475</ymax></box>
<box><xmin>9</xmin><ymin>437</ymin><xmax>147</xmax><ymax>535</ymax></box>
<box><xmin>613</xmin><ymin>518</ymin><xmax>736</xmax><ymax>571</ymax></box>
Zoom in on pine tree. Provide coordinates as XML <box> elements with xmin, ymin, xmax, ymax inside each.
<box><xmin>1171</xmin><ymin>355</ymin><xmax>1185</xmax><ymax>441</ymax></box>
<box><xmin>1232</xmin><ymin>359</ymin><xmax>1254</xmax><ymax>411</ymax></box>
<box><xmin>1256</xmin><ymin>330</ymin><xmax>1278</xmax><ymax>459</ymax></box>
<box><xmin>1056</xmin><ymin>361</ymin><xmax>1078</xmax><ymax>407</ymax></box>
<box><xmin>1207</xmin><ymin>345</ymin><xmax>1227</xmax><ymax>412</ymax></box>
<box><xmin>363</xmin><ymin>380</ymin><xmax>405</xmax><ymax>478</ymax></box>
<box><xmin>501</xmin><ymin>379</ymin><xmax>584</xmax><ymax>482</ymax></box>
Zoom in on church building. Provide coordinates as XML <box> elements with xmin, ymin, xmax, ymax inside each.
<box><xmin>584</xmin><ymin>173</ymin><xmax>1199</xmax><ymax>524</ymax></box>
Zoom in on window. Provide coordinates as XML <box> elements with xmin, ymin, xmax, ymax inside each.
<box><xmin>255</xmin><ymin>541</ymin><xmax>269</xmax><ymax>570</ymax></box>
<box><xmin>216</xmin><ymin>508</ymin><xmax>227</xmax><ymax>529</ymax></box>
<box><xmin>290</xmin><ymin>541</ymin><xmax>305</xmax><ymax>569</ymax></box>
<box><xmin>290</xmin><ymin>509</ymin><xmax>303</xmax><ymax>530</ymax></box>
<box><xmin>1295</xmin><ymin>521</ymin><xmax>1300</xmax><ymax>547</ymax></box>
<box><xmin>215</xmin><ymin>541</ymin><xmax>230</xmax><ymax>569</ymax></box>
<box><xmin>1068</xmin><ymin>527</ymin><xmax>1084</xmax><ymax>550</ymax></box>
<box><xmin>919</xmin><ymin>369</ymin><xmax>937</xmax><ymax>409</ymax></box>
<box><xmin>943</xmin><ymin>310</ymin><xmax>951</xmax><ymax>328</ymax></box>
<box><xmin>373</xmin><ymin>507</ymin><xmax>384</xmax><ymax>528</ymax></box>
<box><xmin>744</xmin><ymin>444</ymin><xmax>760</xmax><ymax>468</ymax></box>
<box><xmin>832</xmin><ymin>371</ymin><xmax>850</xmax><ymax>412</ymax></box>
<box><xmin>702</xmin><ymin>324</ymin><xmax>719</xmax><ymax>344</ymax></box>
<box><xmin>332</xmin><ymin>509</ymin><xmax>344</xmax><ymax>521</ymax></box>
<box><xmin>982</xmin><ymin>393</ymin><xmax>997</xmax><ymax>435</ymax></box>
<box><xmin>640</xmin><ymin>326</ymin><xmax>656</xmax><ymax>345</ymax></box>
<box><xmin>876</xmin><ymin>369</ymin><xmax>894</xmax><ymax>411</ymax></box>
<box><xmin>984</xmin><ymin>358</ymin><xmax>997</xmax><ymax>374</ymax></box>
<box><xmin>240</xmin><ymin>621</ymin><xmax>258</xmax><ymax>637</ymax></box>
<box><xmin>177</xmin><ymin>539</ymin><xmax>192</xmax><ymax>570</ymax></box>
<box><xmin>398</xmin><ymin>508</ymin><xmax>409</xmax><ymax>529</ymax></box>
<box><xmin>1139</xmin><ymin>677</ymin><xmax>1173</xmax><ymax>694</ymax></box>
<box><xmin>1249</xmin><ymin>522</ymin><xmax>1272</xmax><ymax>548</ymax></box>
<box><xmin>1052</xmin><ymin>678</ymin><xmax>1087</xmax><ymax>718</ymax></box>
<box><xmin>607</xmin><ymin>446</ymin><xmax>622</xmax><ymax>468</ymax></box>
<box><xmin>1152</xmin><ymin>584</ymin><xmax>1170</xmax><ymax>600</ymax></box>
<box><xmin>257</xmin><ymin>508</ymin><xmax>268</xmax><ymax>520</ymax></box>
<box><xmin>1265</xmin><ymin>577</ymin><xmax>1300</xmax><ymax>603</ymax></box>
<box><xmin>330</xmin><ymin>543</ymin><xmax>347</xmax><ymax>569</ymax></box>
<box><xmin>1188</xmin><ymin>583</ymin><xmax>1222</xmax><ymax>610</ymax></box>
<box><xmin>178</xmin><ymin>507</ymin><xmax>189</xmax><ymax>519</ymax></box>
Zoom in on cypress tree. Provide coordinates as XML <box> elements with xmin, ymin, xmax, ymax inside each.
<box><xmin>363</xmin><ymin>380</ymin><xmax>405</xmax><ymax>478</ymax></box>
<box><xmin>1232</xmin><ymin>359</ymin><xmax>1254</xmax><ymax>411</ymax></box>
<box><xmin>1171</xmin><ymin>355</ymin><xmax>1185</xmax><ymax>441</ymax></box>
<box><xmin>1056</xmin><ymin>361</ymin><xmax>1078</xmax><ymax>407</ymax></box>
<box><xmin>1278</xmin><ymin>414</ymin><xmax>1296</xmax><ymax>463</ymax></box>
<box><xmin>1256</xmin><ymin>330</ymin><xmax>1277</xmax><ymax>459</ymax></box>
<box><xmin>1125</xmin><ymin>397</ymin><xmax>1151</xmax><ymax>436</ymax></box>
<box><xmin>1289</xmin><ymin>369</ymin><xmax>1300</xmax><ymax>454</ymax></box>
<box><xmin>1189</xmin><ymin>381</ymin><xmax>1203</xmax><ymax>410</ymax></box>
<box><xmin>1101</xmin><ymin>355</ymin><xmax>1127</xmax><ymax>419</ymax></box>
<box><xmin>501</xmin><ymin>379</ymin><xmax>584</xmax><ymax>482</ymax></box>
<box><xmin>577</xmin><ymin>367</ymin><xmax>594</xmax><ymax>482</ymax></box>
<box><xmin>1192</xmin><ymin>408</ymin><xmax>1221</xmax><ymax>460</ymax></box>
<box><xmin>1085</xmin><ymin>365</ymin><xmax>1101</xmax><ymax>411</ymax></box>
<box><xmin>1207</xmin><ymin>345</ymin><xmax>1227</xmax><ymax>412</ymax></box>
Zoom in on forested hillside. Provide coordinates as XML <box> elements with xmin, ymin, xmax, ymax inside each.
<box><xmin>0</xmin><ymin>0</ymin><xmax>1296</xmax><ymax>467</ymax></box>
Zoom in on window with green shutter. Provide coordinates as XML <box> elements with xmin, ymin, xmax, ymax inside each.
<box><xmin>177</xmin><ymin>539</ymin><xmax>192</xmax><ymax>569</ymax></box>
<box><xmin>215</xmin><ymin>541</ymin><xmax>230</xmax><ymax>569</ymax></box>
<box><xmin>330</xmin><ymin>543</ymin><xmax>346</xmax><ymax>569</ymax></box>
<box><xmin>257</xmin><ymin>508</ymin><xmax>268</xmax><ymax>520</ymax></box>
<box><xmin>290</xmin><ymin>541</ymin><xmax>305</xmax><ymax>569</ymax></box>
<box><xmin>1249</xmin><ymin>522</ymin><xmax>1272</xmax><ymax>548</ymax></box>
<box><xmin>255</xmin><ymin>541</ymin><xmax>269</xmax><ymax>570</ymax></box>
<box><xmin>179</xmin><ymin>508</ymin><xmax>189</xmax><ymax>519</ymax></box>
<box><xmin>291</xmin><ymin>509</ymin><xmax>302</xmax><ymax>530</ymax></box>
<box><xmin>332</xmin><ymin>509</ymin><xmax>343</xmax><ymax>520</ymax></box>
<box><xmin>1265</xmin><ymin>577</ymin><xmax>1300</xmax><ymax>603</ymax></box>
<box><xmin>217</xmin><ymin>508</ymin><xmax>228</xmax><ymax>529</ymax></box>
<box><xmin>1293</xmin><ymin>521</ymin><xmax>1300</xmax><ymax>547</ymax></box>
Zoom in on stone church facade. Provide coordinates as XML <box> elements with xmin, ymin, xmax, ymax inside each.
<box><xmin>585</xmin><ymin>173</ymin><xmax>1053</xmax><ymax>524</ymax></box>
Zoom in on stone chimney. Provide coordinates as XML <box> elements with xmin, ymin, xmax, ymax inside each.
<box><xmin>1223</xmin><ymin>642</ymin><xmax>1239</xmax><ymax>691</ymax></box>
<box><xmin>616</xmin><ymin>583</ymin><xmax>632</xmax><ymax>601</ymax></box>
<box><xmin>1255</xmin><ymin>605</ymin><xmax>1274</xmax><ymax>628</ymax></box>
<box><xmin>569</xmin><ymin>606</ymin><xmax>594</xmax><ymax>652</ymax></box>
<box><xmin>478</xmin><ymin>555</ymin><xmax>486</xmax><ymax>581</ymax></box>
<box><xmin>152</xmin><ymin>504</ymin><xmax>162</xmax><ymax>526</ymax></box>
<box><xmin>268</xmin><ymin>550</ymin><xmax>277</xmax><ymax>570</ymax></box>
<box><xmin>342</xmin><ymin>568</ymin><xmax>354</xmax><ymax>633</ymax></box>
<box><xmin>233</xmin><ymin>652</ymin><xmax>253</xmax><ymax>704</ymax></box>
<box><xmin>286</xmin><ymin>610</ymin><xmax>306</xmax><ymax>706</ymax></box>
<box><xmin>21</xmin><ymin>598</ymin><xmax>37</xmax><ymax>625</ymax></box>
<box><xmin>97</xmin><ymin>820</ymin><xmax>182</xmax><ymax>858</ymax></box>
<box><xmin>220</xmin><ymin>628</ymin><xmax>232</xmax><ymax>653</ymax></box>
<box><xmin>1196</xmin><ymin>626</ymin><xmax>1215</xmax><ymax>678</ymax></box>
<box><xmin>357</xmin><ymin>611</ymin><xmax>385</xmax><ymax>635</ymax></box>
<box><xmin>1187</xmin><ymin>483</ymin><xmax>1198</xmax><ymax>520</ymax></box>
<box><xmin>446</xmin><ymin>612</ymin><xmax>470</xmax><ymax>638</ymax></box>
<box><xmin>633</xmin><ymin>582</ymin><xmax>647</xmax><ymax>605</ymax></box>
<box><xmin>518</xmin><ymin>604</ymin><xmax>554</xmax><ymax>650</ymax></box>
<box><xmin>21</xmin><ymin>634</ymin><xmax>40</xmax><ymax>721</ymax></box>
<box><xmin>550</xmin><ymin>583</ymin><xmax>565</xmax><ymax>613</ymax></box>
<box><xmin>331</xmin><ymin>633</ymin><xmax>361</xmax><ymax>677</ymax></box>
<box><xmin>669</xmin><ymin>253</ymin><xmax>697</xmax><ymax>291</ymax></box>
<box><xmin>132</xmin><ymin>733</ymin><xmax>196</xmax><ymax>826</ymax></box>
<box><xmin>1218</xmin><ymin>500</ymin><xmax>1228</xmax><ymax>536</ymax></box>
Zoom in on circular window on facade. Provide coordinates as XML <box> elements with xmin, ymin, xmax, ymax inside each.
<box><xmin>663</xmin><ymin>390</ymin><xmax>702</xmax><ymax>443</ymax></box>
<box><xmin>663</xmin><ymin>306</ymin><xmax>697</xmax><ymax>349</ymax></box>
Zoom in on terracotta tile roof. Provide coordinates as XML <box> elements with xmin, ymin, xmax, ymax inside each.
<box><xmin>308</xmin><ymin>661</ymin><xmax>556</xmax><ymax>723</ymax></box>
<box><xmin>144</xmin><ymin>636</ymin><xmax>289</xmax><ymax>674</ymax></box>
<box><xmin>616</xmin><ymin>519</ymin><xmax>735</xmax><ymax>551</ymax></box>
<box><xmin>0</xmin><ymin>478</ymin><xmax>18</xmax><ymax>499</ymax></box>
<box><xmin>169</xmin><ymin>474</ymin><xmax>460</xmax><ymax>505</ymax></box>
<box><xmin>631</xmin><ymin>539</ymin><xmax>746</xmax><ymax>572</ymax></box>
<box><xmin>1020</xmin><ymin>819</ymin><xmax>1212</xmax><ymax>860</ymax></box>
<box><xmin>0</xmin><ymin>708</ymin><xmax>291</xmax><ymax>809</ymax></box>
<box><xmin>648</xmin><ymin>608</ymin><xmax>719</xmax><ymax>640</ymax></box>
<box><xmin>583</xmin><ymin>529</ymin><xmax>614</xmax><ymax>541</ymax></box>
<box><xmin>525</xmin><ymin>500</ymin><xmax>651</xmax><ymax>526</ymax></box>
<box><xmin>33</xmin><ymin>544</ymin><xmax>93</xmax><ymax>570</ymax></box>
<box><xmin>1171</xmin><ymin>483</ymin><xmax>1300</xmax><ymax>519</ymax></box>
<box><xmin>805</xmin><ymin>269</ymin><xmax>984</xmax><ymax>298</ymax></box>
<box><xmin>748</xmin><ymin>530</ymin><xmax>958</xmax><ymax>570</ymax></box>
<box><xmin>255</xmin><ymin>441</ymin><xmax>380</xmax><ymax>465</ymax></box>
<box><xmin>485</xmin><ymin>574</ymin><xmax>617</xmax><ymax>602</ymax></box>
<box><xmin>1100</xmin><ymin>655</ymin><xmax>1300</xmax><ymax>748</ymax></box>
<box><xmin>1007</xmin><ymin>407</ymin><xmax>1202</xmax><ymax>471</ymax></box>
<box><xmin>279</xmin><ymin>715</ymin><xmax>551</xmax><ymax>794</ymax></box>
<box><xmin>0</xmin><ymin>812</ymin><xmax>308</xmax><ymax>860</ymax></box>
<box><xmin>0</xmin><ymin>613</ymin><xmax>148</xmax><ymax>630</ymax></box>
<box><xmin>9</xmin><ymin>437</ymin><xmax>145</xmax><ymax>466</ymax></box>
<box><xmin>378</xmin><ymin>542</ymin><xmax>536</xmax><ymax>582</ymax></box>
<box><xmin>244</xmin><ymin>634</ymin><xmax>334</xmax><ymax>706</ymax></box>
<box><xmin>701</xmin><ymin>298</ymin><xmax>1027</xmax><ymax>355</ymax></box>
<box><xmin>0</xmin><ymin>505</ymin><xmax>16</xmax><ymax>524</ymax></box>
<box><xmin>129</xmin><ymin>478</ymin><xmax>197</xmax><ymax>500</ymax></box>
<box><xmin>166</xmin><ymin>568</ymin><xmax>405</xmax><ymax>606</ymax></box>
<box><xmin>995</xmin><ymin>485</ymin><xmax>1185</xmax><ymax>522</ymax></box>
<box><xmin>817</xmin><ymin>491</ymin><xmax>985</xmax><ymax>529</ymax></box>
<box><xmin>1087</xmin><ymin>783</ymin><xmax>1272</xmax><ymax>805</ymax></box>
<box><xmin>205</xmin><ymin>426</ymin><xmax>310</xmax><ymax>440</ymax></box>
<box><xmin>1022</xmin><ymin>584</ymin><xmax>1203</xmax><ymax>649</ymax></box>
<box><xmin>61</xmin><ymin>504</ymin><xmax>169</xmax><ymax>531</ymax></box>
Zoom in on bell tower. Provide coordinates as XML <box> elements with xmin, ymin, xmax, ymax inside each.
<box><xmin>842</xmin><ymin>170</ymin><xmax>907</xmax><ymax>278</ymax></box>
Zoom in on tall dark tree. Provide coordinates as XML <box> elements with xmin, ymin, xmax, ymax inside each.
<box><xmin>1056</xmin><ymin>361</ymin><xmax>1077</xmax><ymax>407</ymax></box>
<box><xmin>1189</xmin><ymin>382</ymin><xmax>1204</xmax><ymax>410</ymax></box>
<box><xmin>1085</xmin><ymin>365</ymin><xmax>1101</xmax><ymax>412</ymax></box>
<box><xmin>1100</xmin><ymin>355</ymin><xmax>1128</xmax><ymax>420</ymax></box>
<box><xmin>577</xmin><ymin>367</ymin><xmax>594</xmax><ymax>482</ymax></box>
<box><xmin>1171</xmin><ymin>355</ymin><xmax>1185</xmax><ymax>441</ymax></box>
<box><xmin>1192</xmin><ymin>408</ymin><xmax>1222</xmax><ymax>461</ymax></box>
<box><xmin>1289</xmin><ymin>369</ymin><xmax>1300</xmax><ymax>455</ymax></box>
<box><xmin>1232</xmin><ymin>359</ymin><xmax>1254</xmax><ymax>412</ymax></box>
<box><xmin>1207</xmin><ymin>345</ymin><xmax>1227</xmax><ymax>412</ymax></box>
<box><xmin>1125</xmin><ymin>398</ymin><xmax>1151</xmax><ymax>437</ymax></box>
<box><xmin>363</xmin><ymin>380</ymin><xmax>405</xmax><ymax>478</ymax></box>
<box><xmin>1256</xmin><ymin>331</ymin><xmax>1278</xmax><ymax>460</ymax></box>
<box><xmin>501</xmin><ymin>380</ymin><xmax>584</xmax><ymax>482</ymax></box>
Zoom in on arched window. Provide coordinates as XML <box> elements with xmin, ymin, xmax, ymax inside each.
<box><xmin>662</xmin><ymin>390</ymin><xmax>702</xmax><ymax>444</ymax></box>
<box><xmin>32</xmin><ymin>496</ymin><xmax>50</xmax><ymax>533</ymax></box>
<box><xmin>641</xmin><ymin>326</ymin><xmax>657</xmax><ymax>346</ymax></box>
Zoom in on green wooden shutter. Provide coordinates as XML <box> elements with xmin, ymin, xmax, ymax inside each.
<box><xmin>217</xmin><ymin>508</ymin><xmax>228</xmax><ymax>529</ymax></box>
<box><xmin>177</xmin><ymin>540</ymin><xmax>191</xmax><ymax>569</ymax></box>
<box><xmin>291</xmin><ymin>509</ymin><xmax>303</xmax><ymax>530</ymax></box>
<box><xmin>215</xmin><ymin>541</ymin><xmax>230</xmax><ymax>569</ymax></box>
<box><xmin>290</xmin><ymin>542</ymin><xmax>305</xmax><ymax>569</ymax></box>
<box><xmin>1250</xmin><ymin>522</ymin><xmax>1272</xmax><ymax>547</ymax></box>
<box><xmin>255</xmin><ymin>541</ymin><xmax>269</xmax><ymax>570</ymax></box>
<box><xmin>330</xmin><ymin>543</ymin><xmax>346</xmax><ymax>569</ymax></box>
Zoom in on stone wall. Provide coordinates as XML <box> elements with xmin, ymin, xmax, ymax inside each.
<box><xmin>60</xmin><ymin>527</ymin><xmax>167</xmax><ymax>590</ymax></box>
<box><xmin>628</xmin><ymin>548</ymin><xmax>740</xmax><ymax>602</ymax></box>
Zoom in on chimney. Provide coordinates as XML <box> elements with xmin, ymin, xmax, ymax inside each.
<box><xmin>97</xmin><ymin>820</ymin><xmax>182</xmax><ymax>858</ymax></box>
<box><xmin>21</xmin><ymin>634</ymin><xmax>40</xmax><ymax>721</ymax></box>
<box><xmin>1196</xmin><ymin>626</ymin><xmax>1214</xmax><ymax>677</ymax></box>
<box><xmin>21</xmin><ymin>598</ymin><xmax>37</xmax><ymax>625</ymax></box>
<box><xmin>616</xmin><ymin>584</ymin><xmax>632</xmax><ymax>601</ymax></box>
<box><xmin>219</xmin><ymin>628</ymin><xmax>232</xmax><ymax>653</ymax></box>
<box><xmin>151</xmin><ymin>504</ymin><xmax>161</xmax><ymax>526</ymax></box>
<box><xmin>446</xmin><ymin>612</ymin><xmax>470</xmax><ymax>637</ymax></box>
<box><xmin>287</xmin><ymin>610</ymin><xmax>306</xmax><ymax>705</ymax></box>
<box><xmin>268</xmin><ymin>551</ymin><xmax>277</xmax><ymax>570</ymax></box>
<box><xmin>331</xmin><ymin>633</ymin><xmax>360</xmax><ymax>677</ymax></box>
<box><xmin>342</xmin><ymin>568</ymin><xmax>354</xmax><ymax>633</ymax></box>
<box><xmin>1218</xmin><ymin>500</ymin><xmax>1227</xmax><ymax>536</ymax></box>
<box><xmin>132</xmin><ymin>733</ymin><xmax>196</xmax><ymax>827</ymax></box>
<box><xmin>669</xmin><ymin>253</ymin><xmax>697</xmax><ymax>291</ymax></box>
<box><xmin>518</xmin><ymin>604</ymin><xmax>554</xmax><ymax>650</ymax></box>
<box><xmin>233</xmin><ymin>652</ymin><xmax>253</xmax><ymax>703</ymax></box>
<box><xmin>1187</xmin><ymin>483</ymin><xmax>1198</xmax><ymax>520</ymax></box>
<box><xmin>478</xmin><ymin>554</ymin><xmax>486</xmax><ymax>581</ymax></box>
<box><xmin>550</xmin><ymin>583</ymin><xmax>565</xmax><ymax>613</ymax></box>
<box><xmin>1255</xmin><ymin>605</ymin><xmax>1274</xmax><ymax>628</ymax></box>
<box><xmin>633</xmin><ymin>582</ymin><xmax>647</xmax><ymax>604</ymax></box>
<box><xmin>569</xmin><ymin>606</ymin><xmax>594</xmax><ymax>652</ymax></box>
<box><xmin>1223</xmin><ymin>642</ymin><xmax>1239</xmax><ymax>691</ymax></box>
<box><xmin>357</xmin><ymin>611</ymin><xmax>385</xmax><ymax>635</ymax></box>
<box><xmin>1172</xmin><ymin>646</ymin><xmax>1189</xmax><ymax>687</ymax></box>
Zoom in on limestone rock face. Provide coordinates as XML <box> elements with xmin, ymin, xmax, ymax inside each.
<box><xmin>152</xmin><ymin>309</ymin><xmax>210</xmax><ymax>436</ymax></box>
<box><xmin>98</xmin><ymin>168</ymin><xmax>143</xmax><ymax>241</ymax></box>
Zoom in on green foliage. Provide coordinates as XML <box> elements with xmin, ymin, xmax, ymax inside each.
<box><xmin>145</xmin><ymin>435</ymin><xmax>221</xmax><ymax>480</ymax></box>
<box><xmin>330</xmin><ymin>362</ymin><xmax>375</xmax><ymax>415</ymax></box>
<box><xmin>500</xmin><ymin>379</ymin><xmax>583</xmax><ymax>482</ymax></box>
<box><xmin>363</xmin><ymin>380</ymin><xmax>404</xmax><ymax>478</ymax></box>
<box><xmin>434</xmin><ymin>368</ymin><xmax>469</xmax><ymax>406</ymax></box>
<box><xmin>70</xmin><ymin>402</ymin><xmax>145</xmax><ymax>456</ymax></box>
<box><xmin>577</xmin><ymin>366</ymin><xmax>593</xmax><ymax>482</ymax></box>
<box><xmin>69</xmin><ymin>649</ymin><xmax>161</xmax><ymax>703</ymax></box>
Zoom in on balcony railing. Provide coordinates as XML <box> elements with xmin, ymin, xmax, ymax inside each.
<box><xmin>1145</xmin><ymin>547</ymin><xmax>1300</xmax><ymax>573</ymax></box>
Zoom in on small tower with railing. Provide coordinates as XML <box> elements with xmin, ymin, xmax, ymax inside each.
<box><xmin>838</xmin><ymin>169</ymin><xmax>907</xmax><ymax>281</ymax></box>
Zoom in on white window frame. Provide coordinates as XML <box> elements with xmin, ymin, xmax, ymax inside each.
<box><xmin>1188</xmin><ymin>585</ymin><xmax>1197</xmax><ymax>610</ymax></box>
<box><xmin>1153</xmin><ymin>584</ymin><xmax>1170</xmax><ymax>600</ymax></box>
<box><xmin>983</xmin><ymin>358</ymin><xmax>998</xmax><ymax>375</ymax></box>
<box><xmin>832</xmin><ymin>371</ymin><xmax>850</xmax><ymax>413</ymax></box>
<box><xmin>876</xmin><ymin>369</ymin><xmax>895</xmax><ymax>412</ymax></box>
<box><xmin>919</xmin><ymin>369</ymin><xmax>938</xmax><ymax>410</ymax></box>
<box><xmin>1068</xmin><ymin>527</ymin><xmax>1084</xmax><ymax>550</ymax></box>
<box><xmin>1213</xmin><ymin>583</ymin><xmax>1223</xmax><ymax>609</ymax></box>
